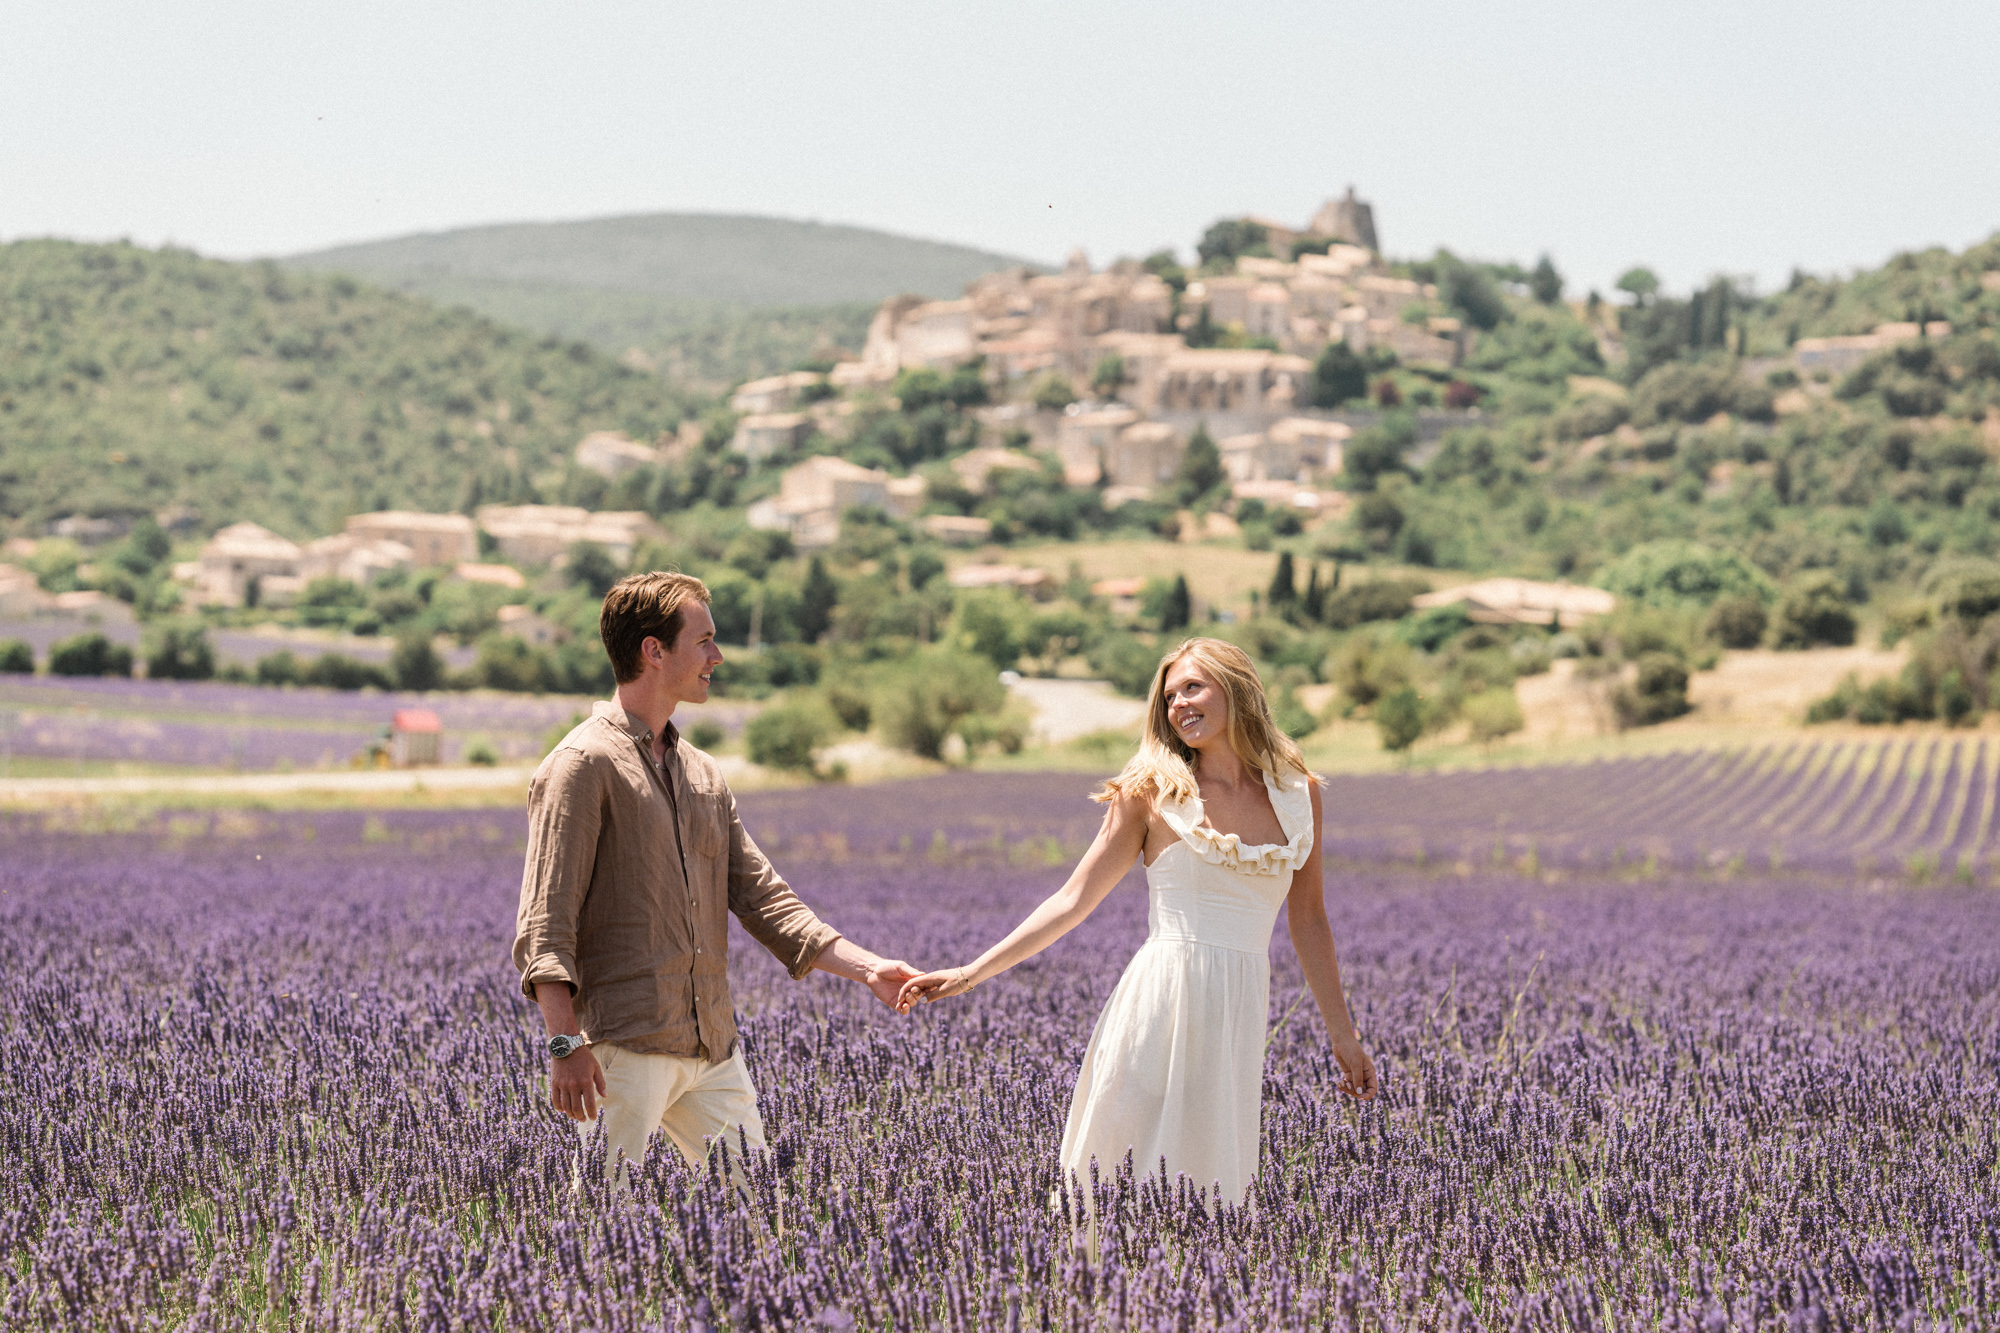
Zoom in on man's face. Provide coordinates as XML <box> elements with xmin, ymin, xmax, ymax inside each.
<box><xmin>643</xmin><ymin>602</ymin><xmax>724</xmax><ymax>706</ymax></box>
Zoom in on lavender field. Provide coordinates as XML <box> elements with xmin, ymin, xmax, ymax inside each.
<box><xmin>4</xmin><ymin>773</ymin><xmax>1998</xmax><ymax>1329</ymax></box>
<box><xmin>1326</xmin><ymin>738</ymin><xmax>2000</xmax><ymax>879</ymax></box>
<box><xmin>0</xmin><ymin>676</ymin><xmax>751</xmax><ymax>772</ymax></box>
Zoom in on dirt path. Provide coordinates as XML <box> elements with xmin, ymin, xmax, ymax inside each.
<box><xmin>1007</xmin><ymin>678</ymin><xmax>1147</xmax><ymax>745</ymax></box>
<box><xmin>0</xmin><ymin>764</ymin><xmax>538</xmax><ymax>804</ymax></box>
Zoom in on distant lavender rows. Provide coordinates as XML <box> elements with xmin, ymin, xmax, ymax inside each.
<box><xmin>1321</xmin><ymin>739</ymin><xmax>2000</xmax><ymax>876</ymax></box>
<box><xmin>0</xmin><ymin>675</ymin><xmax>751</xmax><ymax>769</ymax></box>
<box><xmin>0</xmin><ymin>617</ymin><xmax>480</xmax><ymax>670</ymax></box>
<box><xmin>4</xmin><ymin>784</ymin><xmax>1997</xmax><ymax>1329</ymax></box>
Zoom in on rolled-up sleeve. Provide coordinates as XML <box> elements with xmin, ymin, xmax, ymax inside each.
<box><xmin>725</xmin><ymin>794</ymin><xmax>840</xmax><ymax>980</ymax></box>
<box><xmin>512</xmin><ymin>748</ymin><xmax>601</xmax><ymax>999</ymax></box>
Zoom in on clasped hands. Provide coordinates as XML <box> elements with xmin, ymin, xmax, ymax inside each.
<box><xmin>894</xmin><ymin>965</ymin><xmax>977</xmax><ymax>1013</ymax></box>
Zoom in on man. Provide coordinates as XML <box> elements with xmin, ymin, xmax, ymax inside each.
<box><xmin>512</xmin><ymin>570</ymin><xmax>918</xmax><ymax>1178</ymax></box>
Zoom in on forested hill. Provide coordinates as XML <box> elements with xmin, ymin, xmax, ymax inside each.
<box><xmin>286</xmin><ymin>213</ymin><xmax>1034</xmax><ymax>307</ymax></box>
<box><xmin>284</xmin><ymin>214</ymin><xmax>1040</xmax><ymax>392</ymax></box>
<box><xmin>0</xmin><ymin>240</ymin><xmax>686</xmax><ymax>537</ymax></box>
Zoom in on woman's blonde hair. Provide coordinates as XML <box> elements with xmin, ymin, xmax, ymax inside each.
<box><xmin>1094</xmin><ymin>637</ymin><xmax>1314</xmax><ymax>806</ymax></box>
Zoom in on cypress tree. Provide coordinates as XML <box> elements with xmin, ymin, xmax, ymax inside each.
<box><xmin>1302</xmin><ymin>562</ymin><xmax>1326</xmax><ymax>622</ymax></box>
<box><xmin>1160</xmin><ymin>575</ymin><xmax>1192</xmax><ymax>632</ymax></box>
<box><xmin>799</xmin><ymin>557</ymin><xmax>839</xmax><ymax>643</ymax></box>
<box><xmin>1267</xmin><ymin>552</ymin><xmax>1296</xmax><ymax>610</ymax></box>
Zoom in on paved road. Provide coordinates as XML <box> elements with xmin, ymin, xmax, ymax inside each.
<box><xmin>1006</xmin><ymin>678</ymin><xmax>1147</xmax><ymax>745</ymax></box>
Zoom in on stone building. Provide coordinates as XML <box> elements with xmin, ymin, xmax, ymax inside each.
<box><xmin>343</xmin><ymin>511</ymin><xmax>479</xmax><ymax>567</ymax></box>
<box><xmin>574</xmin><ymin>431</ymin><xmax>659</xmax><ymax>480</ymax></box>
<box><xmin>746</xmin><ymin>455</ymin><xmax>920</xmax><ymax>551</ymax></box>
<box><xmin>1269</xmin><ymin>417</ymin><xmax>1352</xmax><ymax>476</ymax></box>
<box><xmin>729</xmin><ymin>370</ymin><xmax>827</xmax><ymax>415</ymax></box>
<box><xmin>475</xmin><ymin>506</ymin><xmax>655</xmax><ymax>566</ymax></box>
<box><xmin>730</xmin><ymin>413</ymin><xmax>813</xmax><ymax>462</ymax></box>
<box><xmin>1054</xmin><ymin>406</ymin><xmax>1140</xmax><ymax>486</ymax></box>
<box><xmin>1309</xmin><ymin>187</ymin><xmax>1379</xmax><ymax>252</ymax></box>
<box><xmin>1102</xmin><ymin>422</ymin><xmax>1186</xmax><ymax>496</ymax></box>
<box><xmin>193</xmin><ymin>522</ymin><xmax>304</xmax><ymax>607</ymax></box>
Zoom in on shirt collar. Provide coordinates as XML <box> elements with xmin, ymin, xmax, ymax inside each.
<box><xmin>591</xmin><ymin>699</ymin><xmax>679</xmax><ymax>752</ymax></box>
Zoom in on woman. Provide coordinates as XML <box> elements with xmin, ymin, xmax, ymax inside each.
<box><xmin>898</xmin><ymin>638</ymin><xmax>1377</xmax><ymax>1206</ymax></box>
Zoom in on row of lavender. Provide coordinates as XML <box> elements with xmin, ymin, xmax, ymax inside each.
<box><xmin>4</xmin><ymin>778</ymin><xmax>1997</xmax><ymax>1329</ymax></box>
<box><xmin>0</xmin><ymin>675</ymin><xmax>751</xmax><ymax>771</ymax></box>
<box><xmin>1322</xmin><ymin>738</ymin><xmax>2000</xmax><ymax>876</ymax></box>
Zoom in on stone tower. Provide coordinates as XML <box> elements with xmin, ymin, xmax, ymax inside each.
<box><xmin>1309</xmin><ymin>186</ymin><xmax>1378</xmax><ymax>252</ymax></box>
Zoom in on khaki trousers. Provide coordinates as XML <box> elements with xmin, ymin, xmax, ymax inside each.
<box><xmin>583</xmin><ymin>1042</ymin><xmax>766</xmax><ymax>1182</ymax></box>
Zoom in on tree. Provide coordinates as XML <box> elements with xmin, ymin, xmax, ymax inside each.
<box><xmin>1091</xmin><ymin>354</ymin><xmax>1127</xmax><ymax>401</ymax></box>
<box><xmin>1343</xmin><ymin>415</ymin><xmax>1415</xmax><ymax>491</ymax></box>
<box><xmin>1311</xmin><ymin>342</ymin><xmax>1367</xmax><ymax>408</ymax></box>
<box><xmin>1616</xmin><ymin>267</ymin><xmax>1661</xmax><ymax>306</ymax></box>
<box><xmin>1773</xmin><ymin>573</ymin><xmax>1857</xmax><ymax>649</ymax></box>
<box><xmin>566</xmin><ymin>541</ymin><xmax>623</xmax><ymax>599</ymax></box>
<box><xmin>1159</xmin><ymin>575</ymin><xmax>1192</xmax><ymax>632</ymax></box>
<box><xmin>1174</xmin><ymin>426</ymin><xmax>1224</xmax><ymax>504</ymax></box>
<box><xmin>1196</xmin><ymin>218</ymin><xmax>1269</xmax><ymax>268</ymax></box>
<box><xmin>0</xmin><ymin>639</ymin><xmax>35</xmax><ymax>674</ymax></box>
<box><xmin>1595</xmin><ymin>540</ymin><xmax>1776</xmax><ymax>608</ymax></box>
<box><xmin>1704</xmin><ymin>596</ymin><xmax>1768</xmax><ymax>650</ymax></box>
<box><xmin>391</xmin><ymin>633</ymin><xmax>445</xmax><ymax>691</ymax></box>
<box><xmin>1032</xmin><ymin>373</ymin><xmax>1077</xmax><ymax>412</ymax></box>
<box><xmin>1463</xmin><ymin>687</ymin><xmax>1526</xmax><ymax>744</ymax></box>
<box><xmin>49</xmin><ymin>632</ymin><xmax>132</xmax><ymax>678</ymax></box>
<box><xmin>1375</xmin><ymin>685</ymin><xmax>1425</xmax><ymax>753</ymax></box>
<box><xmin>1267</xmin><ymin>552</ymin><xmax>1296</xmax><ymax>610</ymax></box>
<box><xmin>1436</xmin><ymin>254</ymin><xmax>1510</xmax><ymax>330</ymax></box>
<box><xmin>798</xmin><ymin>557</ymin><xmax>839</xmax><ymax>643</ymax></box>
<box><xmin>1529</xmin><ymin>254</ymin><xmax>1564</xmax><ymax>305</ymax></box>
<box><xmin>142</xmin><ymin>621</ymin><xmax>214</xmax><ymax>681</ymax></box>
<box><xmin>747</xmin><ymin>696</ymin><xmax>838</xmax><ymax>772</ymax></box>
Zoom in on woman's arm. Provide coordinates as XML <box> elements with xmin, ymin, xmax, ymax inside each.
<box><xmin>897</xmin><ymin>792</ymin><xmax>1150</xmax><ymax>1009</ymax></box>
<box><xmin>1286</xmin><ymin>783</ymin><xmax>1379</xmax><ymax>1099</ymax></box>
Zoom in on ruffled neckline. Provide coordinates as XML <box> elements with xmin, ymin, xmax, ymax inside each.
<box><xmin>1157</xmin><ymin>769</ymin><xmax>1314</xmax><ymax>876</ymax></box>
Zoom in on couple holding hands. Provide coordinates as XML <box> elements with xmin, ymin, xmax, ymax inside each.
<box><xmin>513</xmin><ymin>572</ymin><xmax>1376</xmax><ymax>1207</ymax></box>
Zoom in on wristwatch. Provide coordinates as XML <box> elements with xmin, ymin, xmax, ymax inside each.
<box><xmin>547</xmin><ymin>1033</ymin><xmax>588</xmax><ymax>1059</ymax></box>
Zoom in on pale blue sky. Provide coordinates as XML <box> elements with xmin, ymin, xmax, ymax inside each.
<box><xmin>5</xmin><ymin>1</ymin><xmax>1997</xmax><ymax>297</ymax></box>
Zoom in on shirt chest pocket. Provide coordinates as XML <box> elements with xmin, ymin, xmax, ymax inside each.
<box><xmin>688</xmin><ymin>790</ymin><xmax>729</xmax><ymax>860</ymax></box>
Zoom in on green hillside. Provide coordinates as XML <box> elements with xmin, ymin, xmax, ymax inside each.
<box><xmin>284</xmin><ymin>214</ymin><xmax>1035</xmax><ymax>392</ymax></box>
<box><xmin>0</xmin><ymin>240</ymin><xmax>687</xmax><ymax>537</ymax></box>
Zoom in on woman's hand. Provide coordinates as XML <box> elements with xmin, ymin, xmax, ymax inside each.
<box><xmin>1330</xmin><ymin>1031</ymin><xmax>1379</xmax><ymax>1100</ymax></box>
<box><xmin>896</xmin><ymin>967</ymin><xmax>977</xmax><ymax>1012</ymax></box>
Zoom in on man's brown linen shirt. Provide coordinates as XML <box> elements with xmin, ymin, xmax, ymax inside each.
<box><xmin>512</xmin><ymin>701</ymin><xmax>840</xmax><ymax>1059</ymax></box>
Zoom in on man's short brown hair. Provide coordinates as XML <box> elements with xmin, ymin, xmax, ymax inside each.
<box><xmin>599</xmin><ymin>572</ymin><xmax>711</xmax><ymax>684</ymax></box>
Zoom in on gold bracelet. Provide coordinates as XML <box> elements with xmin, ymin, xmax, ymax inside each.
<box><xmin>956</xmin><ymin>966</ymin><xmax>977</xmax><ymax>991</ymax></box>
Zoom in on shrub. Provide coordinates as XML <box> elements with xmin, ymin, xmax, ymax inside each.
<box><xmin>823</xmin><ymin>683</ymin><xmax>872</xmax><ymax>732</ymax></box>
<box><xmin>1613</xmin><ymin>652</ymin><xmax>1691</xmax><ymax>728</ymax></box>
<box><xmin>48</xmin><ymin>633</ymin><xmax>133</xmax><ymax>678</ymax></box>
<box><xmin>474</xmin><ymin>636</ymin><xmax>558</xmax><ymax>693</ymax></box>
<box><xmin>1323</xmin><ymin>578</ymin><xmax>1426</xmax><ymax>629</ymax></box>
<box><xmin>1551</xmin><ymin>394</ymin><xmax>1629</xmax><ymax>442</ymax></box>
<box><xmin>875</xmin><ymin>650</ymin><xmax>1007</xmax><ymax>761</ymax></box>
<box><xmin>685</xmin><ymin>719</ymin><xmax>726</xmax><ymax>751</ymax></box>
<box><xmin>1330</xmin><ymin>634</ymin><xmax>1416</xmax><ymax>708</ymax></box>
<box><xmin>747</xmin><ymin>697</ymin><xmax>839</xmax><ymax>772</ymax></box>
<box><xmin>1031</xmin><ymin>374</ymin><xmax>1077</xmax><ymax>412</ymax></box>
<box><xmin>1704</xmin><ymin>595</ymin><xmax>1768</xmax><ymax>649</ymax></box>
<box><xmin>1463</xmin><ymin>687</ymin><xmax>1526</xmax><ymax>744</ymax></box>
<box><xmin>142</xmin><ymin>622</ymin><xmax>215</xmax><ymax>681</ymax></box>
<box><xmin>0</xmin><ymin>639</ymin><xmax>34</xmax><ymax>674</ymax></box>
<box><xmin>1088</xmin><ymin>632</ymin><xmax>1161</xmax><ymax>698</ymax></box>
<box><xmin>1594</xmin><ymin>540</ymin><xmax>1776</xmax><ymax>609</ymax></box>
<box><xmin>1772</xmin><ymin>573</ymin><xmax>1857</xmax><ymax>649</ymax></box>
<box><xmin>1272</xmin><ymin>689</ymin><xmax>1319</xmax><ymax>741</ymax></box>
<box><xmin>1374</xmin><ymin>685</ymin><xmax>1425</xmax><ymax>753</ymax></box>
<box><xmin>304</xmin><ymin>654</ymin><xmax>392</xmax><ymax>691</ymax></box>
<box><xmin>255</xmin><ymin>651</ymin><xmax>302</xmax><ymax>686</ymax></box>
<box><xmin>391</xmin><ymin>635</ymin><xmax>445</xmax><ymax>692</ymax></box>
<box><xmin>464</xmin><ymin>740</ymin><xmax>499</xmax><ymax>766</ymax></box>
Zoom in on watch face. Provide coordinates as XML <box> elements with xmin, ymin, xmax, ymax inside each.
<box><xmin>550</xmin><ymin>1036</ymin><xmax>574</xmax><ymax>1056</ymax></box>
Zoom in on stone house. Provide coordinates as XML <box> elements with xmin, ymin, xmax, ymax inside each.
<box><xmin>1055</xmin><ymin>406</ymin><xmax>1140</xmax><ymax>486</ymax></box>
<box><xmin>1309</xmin><ymin>188</ymin><xmax>1379</xmax><ymax>251</ymax></box>
<box><xmin>922</xmin><ymin>515</ymin><xmax>993</xmax><ymax>547</ymax></box>
<box><xmin>729</xmin><ymin>370</ymin><xmax>827</xmax><ymax>415</ymax></box>
<box><xmin>1153</xmin><ymin>349</ymin><xmax>1312</xmax><ymax>416</ymax></box>
<box><xmin>746</xmin><ymin>455</ymin><xmax>915</xmax><ymax>551</ymax></box>
<box><xmin>574</xmin><ymin>431</ymin><xmax>659</xmax><ymax>480</ymax></box>
<box><xmin>730</xmin><ymin>412</ymin><xmax>813</xmax><ymax>462</ymax></box>
<box><xmin>1103</xmin><ymin>422</ymin><xmax>1185</xmax><ymax>491</ymax></box>
<box><xmin>497</xmin><ymin>603</ymin><xmax>563</xmax><ymax>647</ymax></box>
<box><xmin>298</xmin><ymin>534</ymin><xmax>415</xmax><ymax>588</ymax></box>
<box><xmin>1412</xmin><ymin>578</ymin><xmax>1615</xmax><ymax>628</ymax></box>
<box><xmin>1218</xmin><ymin>432</ymin><xmax>1302</xmax><ymax>484</ymax></box>
<box><xmin>950</xmin><ymin>448</ymin><xmax>1042</xmax><ymax>493</ymax></box>
<box><xmin>343</xmin><ymin>511</ymin><xmax>479</xmax><ymax>567</ymax></box>
<box><xmin>193</xmin><ymin>522</ymin><xmax>304</xmax><ymax>607</ymax></box>
<box><xmin>475</xmin><ymin>506</ymin><xmax>656</xmax><ymax>566</ymax></box>
<box><xmin>1269</xmin><ymin>417</ymin><xmax>1351</xmax><ymax>476</ymax></box>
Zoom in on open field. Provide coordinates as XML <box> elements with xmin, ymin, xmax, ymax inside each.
<box><xmin>4</xmin><ymin>773</ymin><xmax>1997</xmax><ymax>1330</ymax></box>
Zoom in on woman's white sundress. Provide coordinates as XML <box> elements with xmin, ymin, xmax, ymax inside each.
<box><xmin>1057</xmin><ymin>768</ymin><xmax>1314</xmax><ymax>1205</ymax></box>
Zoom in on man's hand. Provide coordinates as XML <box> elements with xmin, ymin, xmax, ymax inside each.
<box><xmin>549</xmin><ymin>1044</ymin><xmax>607</xmax><ymax>1122</ymax></box>
<box><xmin>861</xmin><ymin>957</ymin><xmax>922</xmax><ymax>1010</ymax></box>
<box><xmin>814</xmin><ymin>937</ymin><xmax>921</xmax><ymax>1012</ymax></box>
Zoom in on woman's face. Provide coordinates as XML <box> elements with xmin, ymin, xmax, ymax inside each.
<box><xmin>1162</xmin><ymin>658</ymin><xmax>1230</xmax><ymax>751</ymax></box>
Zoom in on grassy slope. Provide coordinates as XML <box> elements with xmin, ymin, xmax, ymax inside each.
<box><xmin>285</xmin><ymin>213</ymin><xmax>1037</xmax><ymax>391</ymax></box>
<box><xmin>0</xmin><ymin>240</ymin><xmax>687</xmax><ymax>536</ymax></box>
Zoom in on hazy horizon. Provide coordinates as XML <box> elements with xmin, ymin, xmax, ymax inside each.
<box><xmin>7</xmin><ymin>1</ymin><xmax>1999</xmax><ymax>300</ymax></box>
